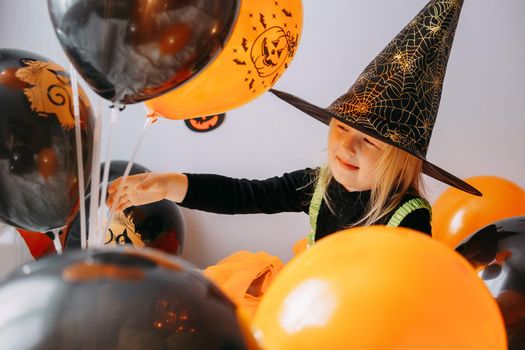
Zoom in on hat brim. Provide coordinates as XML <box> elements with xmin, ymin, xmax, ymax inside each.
<box><xmin>270</xmin><ymin>88</ymin><xmax>482</xmax><ymax>196</ymax></box>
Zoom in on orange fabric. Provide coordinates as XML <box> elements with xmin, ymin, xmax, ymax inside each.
<box><xmin>17</xmin><ymin>229</ymin><xmax>56</xmax><ymax>259</ymax></box>
<box><xmin>204</xmin><ymin>251</ymin><xmax>283</xmax><ymax>320</ymax></box>
<box><xmin>292</xmin><ymin>238</ymin><xmax>307</xmax><ymax>256</ymax></box>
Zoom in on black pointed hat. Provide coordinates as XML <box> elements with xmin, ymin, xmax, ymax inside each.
<box><xmin>272</xmin><ymin>0</ymin><xmax>481</xmax><ymax>196</ymax></box>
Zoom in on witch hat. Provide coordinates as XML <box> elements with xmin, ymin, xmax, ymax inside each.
<box><xmin>271</xmin><ymin>0</ymin><xmax>480</xmax><ymax>196</ymax></box>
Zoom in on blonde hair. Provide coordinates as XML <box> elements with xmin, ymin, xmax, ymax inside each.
<box><xmin>317</xmin><ymin>144</ymin><xmax>425</xmax><ymax>226</ymax></box>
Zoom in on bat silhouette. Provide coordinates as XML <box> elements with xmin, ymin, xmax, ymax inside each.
<box><xmin>242</xmin><ymin>38</ymin><xmax>249</xmax><ymax>52</ymax></box>
<box><xmin>233</xmin><ymin>58</ymin><xmax>247</xmax><ymax>66</ymax></box>
<box><xmin>259</xmin><ymin>14</ymin><xmax>267</xmax><ymax>29</ymax></box>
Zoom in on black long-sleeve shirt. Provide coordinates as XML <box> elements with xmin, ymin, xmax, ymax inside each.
<box><xmin>180</xmin><ymin>168</ymin><xmax>431</xmax><ymax>241</ymax></box>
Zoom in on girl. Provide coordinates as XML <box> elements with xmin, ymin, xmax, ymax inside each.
<box><xmin>108</xmin><ymin>118</ymin><xmax>432</xmax><ymax>248</ymax></box>
<box><xmin>108</xmin><ymin>0</ymin><xmax>479</xmax><ymax>247</ymax></box>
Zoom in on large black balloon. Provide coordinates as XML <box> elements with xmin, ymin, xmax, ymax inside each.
<box><xmin>0</xmin><ymin>49</ymin><xmax>94</xmax><ymax>232</ymax></box>
<box><xmin>66</xmin><ymin>160</ymin><xmax>185</xmax><ymax>255</ymax></box>
<box><xmin>47</xmin><ymin>0</ymin><xmax>240</xmax><ymax>104</ymax></box>
<box><xmin>456</xmin><ymin>216</ymin><xmax>525</xmax><ymax>350</ymax></box>
<box><xmin>0</xmin><ymin>248</ymin><xmax>254</xmax><ymax>349</ymax></box>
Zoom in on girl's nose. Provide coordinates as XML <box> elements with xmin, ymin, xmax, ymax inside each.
<box><xmin>342</xmin><ymin>129</ymin><xmax>359</xmax><ymax>153</ymax></box>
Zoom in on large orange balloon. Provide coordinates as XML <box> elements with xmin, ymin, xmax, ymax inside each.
<box><xmin>432</xmin><ymin>176</ymin><xmax>525</xmax><ymax>248</ymax></box>
<box><xmin>146</xmin><ymin>0</ymin><xmax>303</xmax><ymax>119</ymax></box>
<box><xmin>252</xmin><ymin>226</ymin><xmax>506</xmax><ymax>350</ymax></box>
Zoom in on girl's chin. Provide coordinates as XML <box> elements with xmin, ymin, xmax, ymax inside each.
<box><xmin>332</xmin><ymin>172</ymin><xmax>359</xmax><ymax>192</ymax></box>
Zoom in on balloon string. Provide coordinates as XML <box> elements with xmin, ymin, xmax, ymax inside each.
<box><xmin>52</xmin><ymin>228</ymin><xmax>63</xmax><ymax>255</ymax></box>
<box><xmin>70</xmin><ymin>64</ymin><xmax>87</xmax><ymax>250</ymax></box>
<box><xmin>88</xmin><ymin>101</ymin><xmax>103</xmax><ymax>248</ymax></box>
<box><xmin>100</xmin><ymin>115</ymin><xmax>154</xmax><ymax>246</ymax></box>
<box><xmin>97</xmin><ymin>106</ymin><xmax>119</xmax><ymax>247</ymax></box>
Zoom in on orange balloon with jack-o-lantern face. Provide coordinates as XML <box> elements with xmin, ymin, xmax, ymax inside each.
<box><xmin>146</xmin><ymin>0</ymin><xmax>303</xmax><ymax>119</ymax></box>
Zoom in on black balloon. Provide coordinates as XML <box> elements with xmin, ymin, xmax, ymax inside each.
<box><xmin>0</xmin><ymin>248</ymin><xmax>254</xmax><ymax>349</ymax></box>
<box><xmin>66</xmin><ymin>161</ymin><xmax>185</xmax><ymax>255</ymax></box>
<box><xmin>47</xmin><ymin>0</ymin><xmax>240</xmax><ymax>104</ymax></box>
<box><xmin>456</xmin><ymin>216</ymin><xmax>525</xmax><ymax>350</ymax></box>
<box><xmin>0</xmin><ymin>49</ymin><xmax>94</xmax><ymax>232</ymax></box>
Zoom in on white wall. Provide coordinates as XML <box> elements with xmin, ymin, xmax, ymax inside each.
<box><xmin>1</xmin><ymin>0</ymin><xmax>524</xmax><ymax>268</ymax></box>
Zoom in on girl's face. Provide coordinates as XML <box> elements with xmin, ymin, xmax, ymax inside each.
<box><xmin>328</xmin><ymin>119</ymin><xmax>386</xmax><ymax>191</ymax></box>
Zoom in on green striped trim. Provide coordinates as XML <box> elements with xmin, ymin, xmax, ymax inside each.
<box><xmin>308</xmin><ymin>169</ymin><xmax>431</xmax><ymax>247</ymax></box>
<box><xmin>387</xmin><ymin>198</ymin><xmax>432</xmax><ymax>227</ymax></box>
<box><xmin>307</xmin><ymin>172</ymin><xmax>325</xmax><ymax>249</ymax></box>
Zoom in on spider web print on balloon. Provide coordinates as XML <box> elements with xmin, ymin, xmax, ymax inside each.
<box><xmin>328</xmin><ymin>0</ymin><xmax>463</xmax><ymax>158</ymax></box>
<box><xmin>232</xmin><ymin>1</ymin><xmax>300</xmax><ymax>94</ymax></box>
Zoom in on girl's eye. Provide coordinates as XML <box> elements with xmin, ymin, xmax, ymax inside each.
<box><xmin>337</xmin><ymin>124</ymin><xmax>348</xmax><ymax>132</ymax></box>
<box><xmin>364</xmin><ymin>138</ymin><xmax>376</xmax><ymax>147</ymax></box>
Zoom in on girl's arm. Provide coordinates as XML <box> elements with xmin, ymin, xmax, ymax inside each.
<box><xmin>107</xmin><ymin>169</ymin><xmax>316</xmax><ymax>215</ymax></box>
<box><xmin>180</xmin><ymin>170</ymin><xmax>313</xmax><ymax>215</ymax></box>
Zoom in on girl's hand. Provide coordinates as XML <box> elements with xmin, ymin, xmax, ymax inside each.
<box><xmin>106</xmin><ymin>172</ymin><xmax>188</xmax><ymax>211</ymax></box>
<box><xmin>106</xmin><ymin>173</ymin><xmax>167</xmax><ymax>211</ymax></box>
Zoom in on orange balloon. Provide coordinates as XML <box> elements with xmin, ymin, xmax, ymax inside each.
<box><xmin>146</xmin><ymin>0</ymin><xmax>303</xmax><ymax>119</ymax></box>
<box><xmin>433</xmin><ymin>176</ymin><xmax>525</xmax><ymax>248</ymax></box>
<box><xmin>252</xmin><ymin>226</ymin><xmax>506</xmax><ymax>350</ymax></box>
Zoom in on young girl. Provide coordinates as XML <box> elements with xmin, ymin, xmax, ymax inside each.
<box><xmin>108</xmin><ymin>0</ymin><xmax>479</xmax><ymax>247</ymax></box>
<box><xmin>108</xmin><ymin>119</ymin><xmax>431</xmax><ymax>248</ymax></box>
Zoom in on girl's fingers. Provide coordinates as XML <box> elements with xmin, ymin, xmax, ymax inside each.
<box><xmin>106</xmin><ymin>192</ymin><xmax>114</xmax><ymax>206</ymax></box>
<box><xmin>107</xmin><ymin>173</ymin><xmax>151</xmax><ymax>208</ymax></box>
<box><xmin>118</xmin><ymin>200</ymin><xmax>133</xmax><ymax>212</ymax></box>
<box><xmin>108</xmin><ymin>178</ymin><xmax>121</xmax><ymax>194</ymax></box>
<box><xmin>107</xmin><ymin>186</ymin><xmax>128</xmax><ymax>207</ymax></box>
<box><xmin>121</xmin><ymin>199</ymin><xmax>132</xmax><ymax>211</ymax></box>
<box><xmin>116</xmin><ymin>193</ymin><xmax>129</xmax><ymax>211</ymax></box>
<box><xmin>109</xmin><ymin>174</ymin><xmax>142</xmax><ymax>194</ymax></box>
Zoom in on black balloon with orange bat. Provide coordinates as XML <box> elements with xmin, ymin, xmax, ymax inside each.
<box><xmin>0</xmin><ymin>49</ymin><xmax>94</xmax><ymax>232</ymax></box>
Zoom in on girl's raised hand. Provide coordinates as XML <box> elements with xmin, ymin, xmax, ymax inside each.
<box><xmin>106</xmin><ymin>172</ymin><xmax>189</xmax><ymax>211</ymax></box>
<box><xmin>106</xmin><ymin>173</ymin><xmax>168</xmax><ymax>211</ymax></box>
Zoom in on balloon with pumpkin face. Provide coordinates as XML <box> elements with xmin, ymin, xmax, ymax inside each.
<box><xmin>185</xmin><ymin>113</ymin><xmax>225</xmax><ymax>132</ymax></box>
<box><xmin>146</xmin><ymin>0</ymin><xmax>303</xmax><ymax>119</ymax></box>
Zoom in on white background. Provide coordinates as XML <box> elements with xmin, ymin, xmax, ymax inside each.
<box><xmin>1</xmin><ymin>0</ymin><xmax>524</xmax><ymax>268</ymax></box>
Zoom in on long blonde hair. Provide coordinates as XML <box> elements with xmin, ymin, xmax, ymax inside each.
<box><xmin>317</xmin><ymin>144</ymin><xmax>425</xmax><ymax>226</ymax></box>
